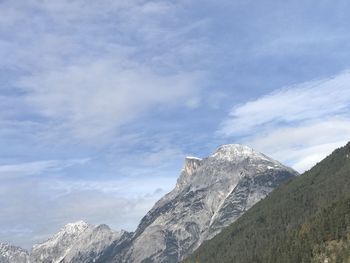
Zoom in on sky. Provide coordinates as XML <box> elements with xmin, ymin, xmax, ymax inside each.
<box><xmin>1</xmin><ymin>0</ymin><xmax>350</xmax><ymax>249</ymax></box>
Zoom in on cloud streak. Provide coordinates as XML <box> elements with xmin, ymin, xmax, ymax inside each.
<box><xmin>219</xmin><ymin>71</ymin><xmax>350</xmax><ymax>171</ymax></box>
<box><xmin>0</xmin><ymin>158</ymin><xmax>89</xmax><ymax>178</ymax></box>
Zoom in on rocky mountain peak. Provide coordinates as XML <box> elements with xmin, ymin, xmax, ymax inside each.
<box><xmin>32</xmin><ymin>220</ymin><xmax>91</xmax><ymax>251</ymax></box>
<box><xmin>184</xmin><ymin>156</ymin><xmax>202</xmax><ymax>175</ymax></box>
<box><xmin>104</xmin><ymin>144</ymin><xmax>298</xmax><ymax>263</ymax></box>
<box><xmin>94</xmin><ymin>223</ymin><xmax>111</xmax><ymax>232</ymax></box>
<box><xmin>174</xmin><ymin>156</ymin><xmax>202</xmax><ymax>191</ymax></box>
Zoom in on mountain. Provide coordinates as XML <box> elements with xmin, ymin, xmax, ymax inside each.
<box><xmin>183</xmin><ymin>142</ymin><xmax>350</xmax><ymax>263</ymax></box>
<box><xmin>97</xmin><ymin>144</ymin><xmax>297</xmax><ymax>263</ymax></box>
<box><xmin>57</xmin><ymin>224</ymin><xmax>129</xmax><ymax>263</ymax></box>
<box><xmin>0</xmin><ymin>243</ymin><xmax>29</xmax><ymax>263</ymax></box>
<box><xmin>0</xmin><ymin>144</ymin><xmax>297</xmax><ymax>263</ymax></box>
<box><xmin>31</xmin><ymin>220</ymin><xmax>127</xmax><ymax>263</ymax></box>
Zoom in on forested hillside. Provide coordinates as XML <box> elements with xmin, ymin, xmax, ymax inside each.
<box><xmin>184</xmin><ymin>142</ymin><xmax>350</xmax><ymax>263</ymax></box>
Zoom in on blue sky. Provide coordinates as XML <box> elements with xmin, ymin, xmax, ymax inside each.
<box><xmin>1</xmin><ymin>0</ymin><xmax>350</xmax><ymax>249</ymax></box>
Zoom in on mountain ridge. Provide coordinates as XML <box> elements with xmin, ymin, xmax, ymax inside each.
<box><xmin>0</xmin><ymin>144</ymin><xmax>297</xmax><ymax>263</ymax></box>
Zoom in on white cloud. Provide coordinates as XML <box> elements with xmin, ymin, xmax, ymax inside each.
<box><xmin>219</xmin><ymin>71</ymin><xmax>350</xmax><ymax>172</ymax></box>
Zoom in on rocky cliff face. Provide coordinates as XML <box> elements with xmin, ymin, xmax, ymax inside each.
<box><xmin>99</xmin><ymin>144</ymin><xmax>298</xmax><ymax>263</ymax></box>
<box><xmin>0</xmin><ymin>144</ymin><xmax>298</xmax><ymax>263</ymax></box>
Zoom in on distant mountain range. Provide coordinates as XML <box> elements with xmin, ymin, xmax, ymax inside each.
<box><xmin>0</xmin><ymin>243</ymin><xmax>29</xmax><ymax>263</ymax></box>
<box><xmin>183</xmin><ymin>142</ymin><xmax>350</xmax><ymax>263</ymax></box>
<box><xmin>0</xmin><ymin>144</ymin><xmax>298</xmax><ymax>263</ymax></box>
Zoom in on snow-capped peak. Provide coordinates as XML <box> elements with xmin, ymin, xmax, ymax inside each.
<box><xmin>211</xmin><ymin>144</ymin><xmax>270</xmax><ymax>162</ymax></box>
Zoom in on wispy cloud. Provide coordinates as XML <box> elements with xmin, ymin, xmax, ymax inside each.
<box><xmin>219</xmin><ymin>71</ymin><xmax>350</xmax><ymax>171</ymax></box>
<box><xmin>0</xmin><ymin>158</ymin><xmax>89</xmax><ymax>178</ymax></box>
<box><xmin>19</xmin><ymin>63</ymin><xmax>203</xmax><ymax>139</ymax></box>
<box><xmin>0</xmin><ymin>0</ymin><xmax>208</xmax><ymax>142</ymax></box>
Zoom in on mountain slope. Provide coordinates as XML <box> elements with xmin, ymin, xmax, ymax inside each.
<box><xmin>183</xmin><ymin>142</ymin><xmax>350</xmax><ymax>263</ymax></box>
<box><xmin>98</xmin><ymin>144</ymin><xmax>297</xmax><ymax>263</ymax></box>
